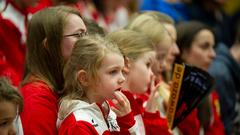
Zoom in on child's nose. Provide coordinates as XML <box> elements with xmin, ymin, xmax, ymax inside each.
<box><xmin>118</xmin><ymin>73</ymin><xmax>125</xmax><ymax>84</ymax></box>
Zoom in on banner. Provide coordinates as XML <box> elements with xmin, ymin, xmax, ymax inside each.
<box><xmin>167</xmin><ymin>63</ymin><xmax>214</xmax><ymax>129</ymax></box>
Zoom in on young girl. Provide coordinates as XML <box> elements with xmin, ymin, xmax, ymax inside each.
<box><xmin>57</xmin><ymin>35</ymin><xmax>137</xmax><ymax>135</ymax></box>
<box><xmin>107</xmin><ymin>29</ymin><xmax>171</xmax><ymax>135</ymax></box>
<box><xmin>176</xmin><ymin>21</ymin><xmax>225</xmax><ymax>135</ymax></box>
<box><xmin>20</xmin><ymin>6</ymin><xmax>86</xmax><ymax>135</ymax></box>
<box><xmin>0</xmin><ymin>77</ymin><xmax>23</xmax><ymax>135</ymax></box>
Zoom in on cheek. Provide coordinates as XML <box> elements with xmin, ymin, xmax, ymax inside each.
<box><xmin>131</xmin><ymin>66</ymin><xmax>151</xmax><ymax>93</ymax></box>
<box><xmin>0</xmin><ymin>127</ymin><xmax>8</xmax><ymax>135</ymax></box>
<box><xmin>186</xmin><ymin>49</ymin><xmax>206</xmax><ymax>67</ymax></box>
<box><xmin>60</xmin><ymin>38</ymin><xmax>77</xmax><ymax>60</ymax></box>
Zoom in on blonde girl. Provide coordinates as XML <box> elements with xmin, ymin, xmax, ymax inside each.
<box><xmin>57</xmin><ymin>35</ymin><xmax>137</xmax><ymax>135</ymax></box>
<box><xmin>107</xmin><ymin>29</ymin><xmax>171</xmax><ymax>135</ymax></box>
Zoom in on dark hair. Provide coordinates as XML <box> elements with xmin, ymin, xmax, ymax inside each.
<box><xmin>176</xmin><ymin>21</ymin><xmax>213</xmax><ymax>63</ymax></box>
<box><xmin>0</xmin><ymin>77</ymin><xmax>23</xmax><ymax>112</ymax></box>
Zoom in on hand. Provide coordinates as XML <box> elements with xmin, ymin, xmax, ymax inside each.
<box><xmin>111</xmin><ymin>91</ymin><xmax>131</xmax><ymax>117</ymax></box>
<box><xmin>145</xmin><ymin>75</ymin><xmax>161</xmax><ymax>113</ymax></box>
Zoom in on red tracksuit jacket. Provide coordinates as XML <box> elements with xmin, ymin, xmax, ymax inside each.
<box><xmin>0</xmin><ymin>0</ymin><xmax>31</xmax><ymax>78</ymax></box>
<box><xmin>57</xmin><ymin>99</ymin><xmax>137</xmax><ymax>135</ymax></box>
<box><xmin>20</xmin><ymin>78</ymin><xmax>59</xmax><ymax>135</ymax></box>
<box><xmin>121</xmin><ymin>90</ymin><xmax>171</xmax><ymax>135</ymax></box>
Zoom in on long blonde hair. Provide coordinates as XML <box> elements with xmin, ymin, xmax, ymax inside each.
<box><xmin>107</xmin><ymin>29</ymin><xmax>154</xmax><ymax>61</ymax></box>
<box><xmin>62</xmin><ymin>35</ymin><xmax>122</xmax><ymax>100</ymax></box>
<box><xmin>125</xmin><ymin>14</ymin><xmax>166</xmax><ymax>46</ymax></box>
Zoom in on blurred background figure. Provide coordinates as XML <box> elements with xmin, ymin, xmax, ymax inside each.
<box><xmin>209</xmin><ymin>20</ymin><xmax>240</xmax><ymax>135</ymax></box>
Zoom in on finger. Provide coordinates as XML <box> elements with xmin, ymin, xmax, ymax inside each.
<box><xmin>112</xmin><ymin>98</ymin><xmax>124</xmax><ymax>111</ymax></box>
<box><xmin>150</xmin><ymin>75</ymin><xmax>156</xmax><ymax>92</ymax></box>
<box><xmin>111</xmin><ymin>106</ymin><xmax>122</xmax><ymax>116</ymax></box>
<box><xmin>114</xmin><ymin>91</ymin><xmax>125</xmax><ymax>106</ymax></box>
<box><xmin>117</xmin><ymin>91</ymin><xmax>130</xmax><ymax>105</ymax></box>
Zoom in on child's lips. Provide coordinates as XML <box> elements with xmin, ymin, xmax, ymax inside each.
<box><xmin>114</xmin><ymin>87</ymin><xmax>122</xmax><ymax>92</ymax></box>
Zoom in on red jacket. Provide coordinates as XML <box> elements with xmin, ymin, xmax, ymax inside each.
<box><xmin>205</xmin><ymin>91</ymin><xmax>225</xmax><ymax>135</ymax></box>
<box><xmin>0</xmin><ymin>0</ymin><xmax>30</xmax><ymax>78</ymax></box>
<box><xmin>178</xmin><ymin>109</ymin><xmax>201</xmax><ymax>135</ymax></box>
<box><xmin>122</xmin><ymin>90</ymin><xmax>171</xmax><ymax>135</ymax></box>
<box><xmin>57</xmin><ymin>100</ymin><xmax>137</xmax><ymax>135</ymax></box>
<box><xmin>0</xmin><ymin>51</ymin><xmax>20</xmax><ymax>86</ymax></box>
<box><xmin>20</xmin><ymin>79</ymin><xmax>58</xmax><ymax>135</ymax></box>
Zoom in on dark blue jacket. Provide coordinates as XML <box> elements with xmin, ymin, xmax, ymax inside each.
<box><xmin>209</xmin><ymin>43</ymin><xmax>240</xmax><ymax>135</ymax></box>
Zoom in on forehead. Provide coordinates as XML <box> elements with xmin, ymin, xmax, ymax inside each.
<box><xmin>163</xmin><ymin>24</ymin><xmax>176</xmax><ymax>38</ymax></box>
<box><xmin>138</xmin><ymin>51</ymin><xmax>156</xmax><ymax>60</ymax></box>
<box><xmin>100</xmin><ymin>52</ymin><xmax>124</xmax><ymax>67</ymax></box>
<box><xmin>0</xmin><ymin>101</ymin><xmax>17</xmax><ymax>119</ymax></box>
<box><xmin>64</xmin><ymin>14</ymin><xmax>86</xmax><ymax>32</ymax></box>
<box><xmin>193</xmin><ymin>29</ymin><xmax>215</xmax><ymax>45</ymax></box>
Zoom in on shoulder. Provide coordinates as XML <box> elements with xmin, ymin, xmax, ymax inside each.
<box><xmin>21</xmin><ymin>81</ymin><xmax>58</xmax><ymax>101</ymax></box>
<box><xmin>20</xmin><ymin>81</ymin><xmax>58</xmax><ymax>121</ymax></box>
<box><xmin>59</xmin><ymin>110</ymin><xmax>109</xmax><ymax>135</ymax></box>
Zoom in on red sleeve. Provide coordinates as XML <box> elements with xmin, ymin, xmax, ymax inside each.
<box><xmin>58</xmin><ymin>114</ymin><xmax>105</xmax><ymax>135</ymax></box>
<box><xmin>143</xmin><ymin>111</ymin><xmax>171</xmax><ymax>135</ymax></box>
<box><xmin>111</xmin><ymin>111</ymin><xmax>136</xmax><ymax>135</ymax></box>
<box><xmin>178</xmin><ymin>109</ymin><xmax>200</xmax><ymax>135</ymax></box>
<box><xmin>59</xmin><ymin>121</ymin><xmax>99</xmax><ymax>135</ymax></box>
<box><xmin>20</xmin><ymin>82</ymin><xmax>58</xmax><ymax>135</ymax></box>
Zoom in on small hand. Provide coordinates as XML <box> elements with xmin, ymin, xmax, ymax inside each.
<box><xmin>111</xmin><ymin>91</ymin><xmax>131</xmax><ymax>117</ymax></box>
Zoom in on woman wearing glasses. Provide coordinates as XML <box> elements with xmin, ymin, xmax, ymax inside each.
<box><xmin>20</xmin><ymin>6</ymin><xmax>87</xmax><ymax>135</ymax></box>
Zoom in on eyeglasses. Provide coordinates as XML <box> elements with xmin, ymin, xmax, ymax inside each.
<box><xmin>63</xmin><ymin>31</ymin><xmax>88</xmax><ymax>38</ymax></box>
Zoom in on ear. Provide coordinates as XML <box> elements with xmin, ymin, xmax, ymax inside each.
<box><xmin>123</xmin><ymin>57</ymin><xmax>131</xmax><ymax>75</ymax></box>
<box><xmin>77</xmin><ymin>70</ymin><xmax>89</xmax><ymax>86</ymax></box>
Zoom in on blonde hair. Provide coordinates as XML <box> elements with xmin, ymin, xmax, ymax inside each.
<box><xmin>125</xmin><ymin>14</ymin><xmax>166</xmax><ymax>45</ymax></box>
<box><xmin>62</xmin><ymin>35</ymin><xmax>122</xmax><ymax>100</ymax></box>
<box><xmin>107</xmin><ymin>29</ymin><xmax>154</xmax><ymax>61</ymax></box>
<box><xmin>142</xmin><ymin>11</ymin><xmax>174</xmax><ymax>24</ymax></box>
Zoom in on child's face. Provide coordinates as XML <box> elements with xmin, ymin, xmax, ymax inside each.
<box><xmin>0</xmin><ymin>101</ymin><xmax>17</xmax><ymax>135</ymax></box>
<box><xmin>163</xmin><ymin>24</ymin><xmax>180</xmax><ymax>71</ymax></box>
<box><xmin>92</xmin><ymin>52</ymin><xmax>125</xmax><ymax>102</ymax></box>
<box><xmin>61</xmin><ymin>14</ymin><xmax>86</xmax><ymax>61</ymax></box>
<box><xmin>127</xmin><ymin>51</ymin><xmax>155</xmax><ymax>94</ymax></box>
<box><xmin>152</xmin><ymin>33</ymin><xmax>172</xmax><ymax>77</ymax></box>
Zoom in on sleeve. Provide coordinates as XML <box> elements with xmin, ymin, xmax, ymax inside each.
<box><xmin>143</xmin><ymin>111</ymin><xmax>171</xmax><ymax>135</ymax></box>
<box><xmin>59</xmin><ymin>121</ymin><xmax>98</xmax><ymax>135</ymax></box>
<box><xmin>20</xmin><ymin>85</ymin><xmax>58</xmax><ymax>135</ymax></box>
<box><xmin>112</xmin><ymin>111</ymin><xmax>137</xmax><ymax>135</ymax></box>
